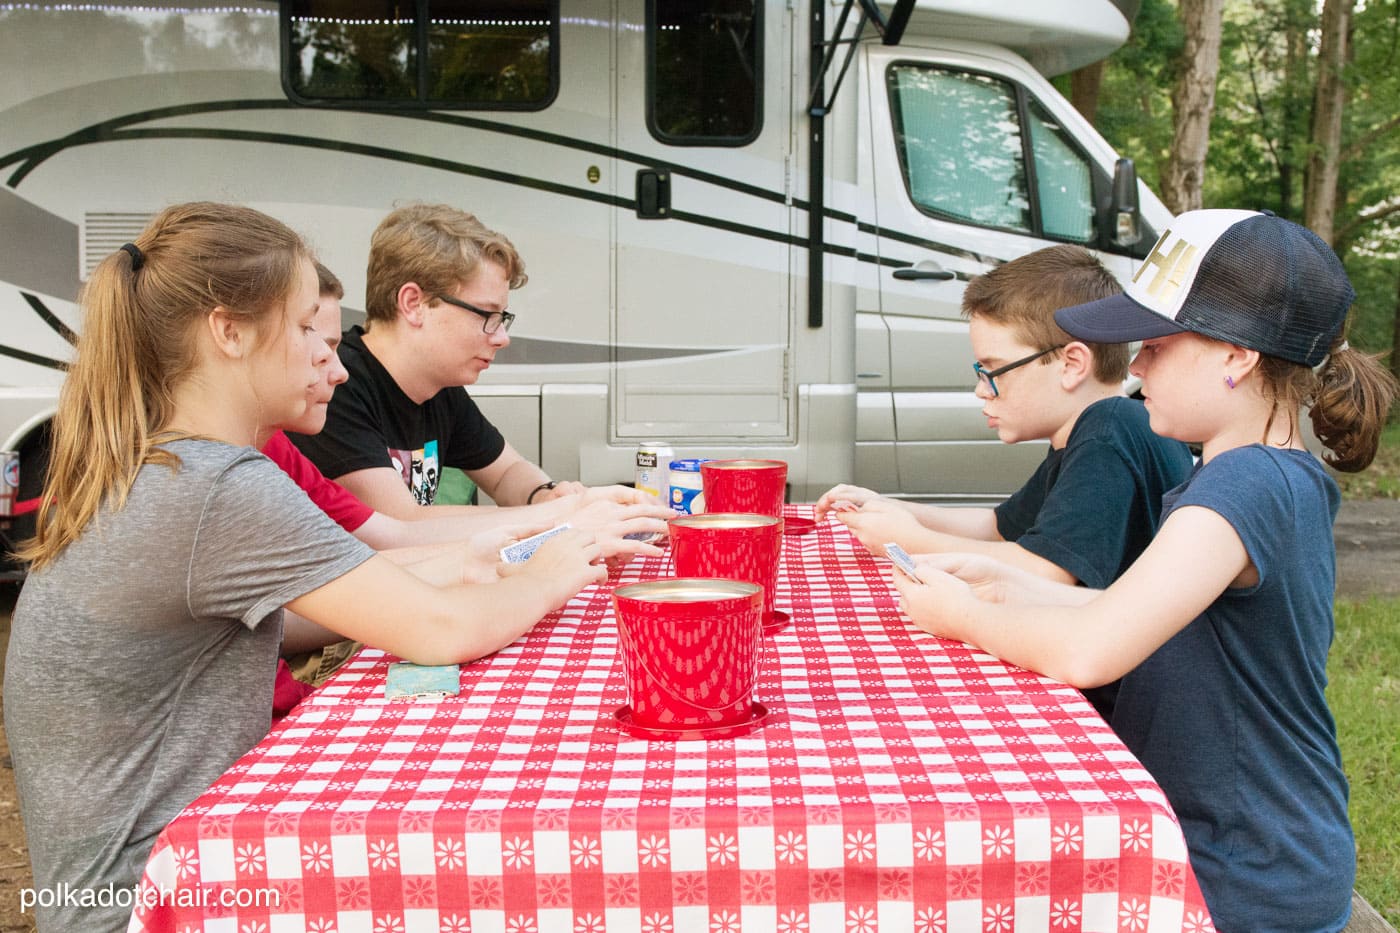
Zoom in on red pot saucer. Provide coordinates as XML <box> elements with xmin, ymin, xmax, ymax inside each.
<box><xmin>612</xmin><ymin>702</ymin><xmax>770</xmax><ymax>741</ymax></box>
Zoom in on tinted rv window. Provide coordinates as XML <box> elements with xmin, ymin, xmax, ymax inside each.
<box><xmin>648</xmin><ymin>0</ymin><xmax>761</xmax><ymax>145</ymax></box>
<box><xmin>285</xmin><ymin>0</ymin><xmax>557</xmax><ymax>108</ymax></box>
<box><xmin>887</xmin><ymin>65</ymin><xmax>1031</xmax><ymax>232</ymax></box>
<box><xmin>1028</xmin><ymin>99</ymin><xmax>1095</xmax><ymax>242</ymax></box>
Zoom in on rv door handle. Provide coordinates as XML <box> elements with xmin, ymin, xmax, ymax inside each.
<box><xmin>635</xmin><ymin>169</ymin><xmax>671</xmax><ymax>219</ymax></box>
<box><xmin>893</xmin><ymin>266</ymin><xmax>956</xmax><ymax>281</ymax></box>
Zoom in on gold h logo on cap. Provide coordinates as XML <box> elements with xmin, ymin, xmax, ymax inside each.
<box><xmin>1133</xmin><ymin>228</ymin><xmax>1199</xmax><ymax>303</ymax></box>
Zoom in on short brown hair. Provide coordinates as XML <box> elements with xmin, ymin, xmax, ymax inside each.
<box><xmin>364</xmin><ymin>203</ymin><xmax>526</xmax><ymax>325</ymax></box>
<box><xmin>314</xmin><ymin>260</ymin><xmax>344</xmax><ymax>300</ymax></box>
<box><xmin>962</xmin><ymin>245</ymin><xmax>1128</xmax><ymax>383</ymax></box>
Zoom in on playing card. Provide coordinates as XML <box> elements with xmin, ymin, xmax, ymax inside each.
<box><xmin>884</xmin><ymin>542</ymin><xmax>924</xmax><ymax>584</ymax></box>
<box><xmin>499</xmin><ymin>523</ymin><xmax>572</xmax><ymax>563</ymax></box>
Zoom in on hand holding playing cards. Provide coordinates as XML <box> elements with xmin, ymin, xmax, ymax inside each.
<box><xmin>889</xmin><ymin>552</ymin><xmax>983</xmax><ymax>641</ymax></box>
<box><xmin>499</xmin><ymin>529</ymin><xmax>608</xmax><ymax>605</ymax></box>
<box><xmin>462</xmin><ymin>523</ymin><xmax>552</xmax><ymax>583</ymax></box>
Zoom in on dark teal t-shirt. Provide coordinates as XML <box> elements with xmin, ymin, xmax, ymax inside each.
<box><xmin>995</xmin><ymin>396</ymin><xmax>1193</xmax><ymax>589</ymax></box>
<box><xmin>994</xmin><ymin>397</ymin><xmax>1193</xmax><ymax>719</ymax></box>
<box><xmin>1112</xmin><ymin>446</ymin><xmax>1353</xmax><ymax>933</ymax></box>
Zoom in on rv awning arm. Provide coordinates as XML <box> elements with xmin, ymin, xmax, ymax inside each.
<box><xmin>807</xmin><ymin>0</ymin><xmax>913</xmax><ymax>328</ymax></box>
<box><xmin>808</xmin><ymin>0</ymin><xmax>913</xmax><ymax>116</ymax></box>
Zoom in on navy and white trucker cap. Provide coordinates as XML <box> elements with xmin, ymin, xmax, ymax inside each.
<box><xmin>1054</xmin><ymin>209</ymin><xmax>1353</xmax><ymax>367</ymax></box>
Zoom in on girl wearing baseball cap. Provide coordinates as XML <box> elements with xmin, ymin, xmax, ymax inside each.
<box><xmin>895</xmin><ymin>209</ymin><xmax>1397</xmax><ymax>932</ymax></box>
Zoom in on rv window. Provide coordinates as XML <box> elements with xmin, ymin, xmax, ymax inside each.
<box><xmin>648</xmin><ymin>0</ymin><xmax>761</xmax><ymax>145</ymax></box>
<box><xmin>1027</xmin><ymin>99</ymin><xmax>1095</xmax><ymax>243</ymax></box>
<box><xmin>887</xmin><ymin>65</ymin><xmax>1031</xmax><ymax>232</ymax></box>
<box><xmin>284</xmin><ymin>0</ymin><xmax>557</xmax><ymax>108</ymax></box>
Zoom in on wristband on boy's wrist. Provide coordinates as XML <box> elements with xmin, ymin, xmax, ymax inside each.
<box><xmin>527</xmin><ymin>480</ymin><xmax>558</xmax><ymax>504</ymax></box>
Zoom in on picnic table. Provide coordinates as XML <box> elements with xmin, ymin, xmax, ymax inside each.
<box><xmin>130</xmin><ymin>506</ymin><xmax>1212</xmax><ymax>932</ymax></box>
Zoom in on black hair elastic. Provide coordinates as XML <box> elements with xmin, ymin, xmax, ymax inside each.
<box><xmin>119</xmin><ymin>242</ymin><xmax>145</xmax><ymax>271</ymax></box>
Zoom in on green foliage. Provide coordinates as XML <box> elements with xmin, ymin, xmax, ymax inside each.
<box><xmin>1056</xmin><ymin>0</ymin><xmax>1182</xmax><ymax>191</ymax></box>
<box><xmin>1330</xmin><ymin>596</ymin><xmax>1400</xmax><ymax>926</ymax></box>
<box><xmin>1089</xmin><ymin>0</ymin><xmax>1400</xmax><ymax>358</ymax></box>
<box><xmin>1208</xmin><ymin>0</ymin><xmax>1318</xmax><ymax>218</ymax></box>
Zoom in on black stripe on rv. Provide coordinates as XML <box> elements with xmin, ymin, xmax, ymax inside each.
<box><xmin>0</xmin><ymin>294</ymin><xmax>72</xmax><ymax>371</ymax></box>
<box><xmin>0</xmin><ymin>99</ymin><xmax>996</xmax><ymax>272</ymax></box>
<box><xmin>22</xmin><ymin>294</ymin><xmax>76</xmax><ymax>346</ymax></box>
<box><xmin>0</xmin><ymin>343</ymin><xmax>65</xmax><ymax>371</ymax></box>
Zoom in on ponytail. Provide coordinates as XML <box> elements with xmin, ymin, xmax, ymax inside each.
<box><xmin>1309</xmin><ymin>342</ymin><xmax>1399</xmax><ymax>472</ymax></box>
<box><xmin>18</xmin><ymin>203</ymin><xmax>308</xmax><ymax>570</ymax></box>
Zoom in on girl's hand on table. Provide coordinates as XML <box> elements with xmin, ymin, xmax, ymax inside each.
<box><xmin>904</xmin><ymin>552</ymin><xmax>1083</xmax><ymax>608</ymax></box>
<box><xmin>568</xmin><ymin>497</ymin><xmax>676</xmax><ymax>532</ymax></box>
<box><xmin>595</xmin><ymin>515</ymin><xmax>669</xmax><ymax>567</ymax></box>
<box><xmin>579</xmin><ymin>484</ymin><xmax>667</xmax><ymax>508</ymax></box>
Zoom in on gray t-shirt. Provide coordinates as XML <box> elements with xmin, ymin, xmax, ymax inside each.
<box><xmin>4</xmin><ymin>440</ymin><xmax>375</xmax><ymax>932</ymax></box>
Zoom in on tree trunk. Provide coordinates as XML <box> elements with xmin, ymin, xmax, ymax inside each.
<box><xmin>1071</xmin><ymin>60</ymin><xmax>1107</xmax><ymax>124</ymax></box>
<box><xmin>1391</xmin><ymin>264</ymin><xmax>1400</xmax><ymax>383</ymax></box>
<box><xmin>1277</xmin><ymin>1</ymin><xmax>1312</xmax><ymax>218</ymax></box>
<box><xmin>1303</xmin><ymin>0</ymin><xmax>1355</xmax><ymax>244</ymax></box>
<box><xmin>1162</xmin><ymin>0</ymin><xmax>1225</xmax><ymax>214</ymax></box>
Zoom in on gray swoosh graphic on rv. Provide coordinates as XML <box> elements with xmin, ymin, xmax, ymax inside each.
<box><xmin>0</xmin><ymin>188</ymin><xmax>79</xmax><ymax>302</ymax></box>
<box><xmin>339</xmin><ymin>304</ymin><xmax>726</xmax><ymax>365</ymax></box>
<box><xmin>2</xmin><ymin>96</ymin><xmax>1004</xmax><ymax>269</ymax></box>
<box><xmin>337</xmin><ymin>307</ymin><xmax>726</xmax><ymax>365</ymax></box>
<box><xmin>495</xmin><ymin>340</ymin><xmax>740</xmax><ymax>366</ymax></box>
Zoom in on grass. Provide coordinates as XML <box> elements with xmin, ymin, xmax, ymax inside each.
<box><xmin>1330</xmin><ymin>597</ymin><xmax>1400</xmax><ymax>927</ymax></box>
<box><xmin>1331</xmin><ymin>419</ymin><xmax>1400</xmax><ymax>925</ymax></box>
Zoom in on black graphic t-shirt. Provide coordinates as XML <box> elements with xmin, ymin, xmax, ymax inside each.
<box><xmin>289</xmin><ymin>327</ymin><xmax>506</xmax><ymax>505</ymax></box>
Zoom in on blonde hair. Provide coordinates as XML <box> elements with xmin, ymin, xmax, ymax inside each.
<box><xmin>19</xmin><ymin>202</ymin><xmax>310</xmax><ymax>570</ymax></box>
<box><xmin>962</xmin><ymin>245</ymin><xmax>1128</xmax><ymax>383</ymax></box>
<box><xmin>364</xmin><ymin>203</ymin><xmax>526</xmax><ymax>325</ymax></box>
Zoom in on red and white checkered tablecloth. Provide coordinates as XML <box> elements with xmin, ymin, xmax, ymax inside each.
<box><xmin>130</xmin><ymin>508</ymin><xmax>1213</xmax><ymax>933</ymax></box>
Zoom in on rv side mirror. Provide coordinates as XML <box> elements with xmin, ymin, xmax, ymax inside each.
<box><xmin>1109</xmin><ymin>158</ymin><xmax>1142</xmax><ymax>248</ymax></box>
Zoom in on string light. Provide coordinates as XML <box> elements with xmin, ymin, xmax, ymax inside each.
<box><xmin>294</xmin><ymin>17</ymin><xmax>550</xmax><ymax>26</ymax></box>
<box><xmin>0</xmin><ymin>3</ymin><xmax>552</xmax><ymax>21</ymax></box>
<box><xmin>0</xmin><ymin>2</ymin><xmax>273</xmax><ymax>11</ymax></box>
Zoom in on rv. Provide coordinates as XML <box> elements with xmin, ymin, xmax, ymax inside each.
<box><xmin>0</xmin><ymin>0</ymin><xmax>1168</xmax><ymax>542</ymax></box>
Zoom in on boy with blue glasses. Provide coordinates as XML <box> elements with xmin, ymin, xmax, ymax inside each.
<box><xmin>817</xmin><ymin>244</ymin><xmax>1193</xmax><ymax>719</ymax></box>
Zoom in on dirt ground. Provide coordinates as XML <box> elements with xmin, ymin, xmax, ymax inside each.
<box><xmin>0</xmin><ymin>500</ymin><xmax>1397</xmax><ymax>931</ymax></box>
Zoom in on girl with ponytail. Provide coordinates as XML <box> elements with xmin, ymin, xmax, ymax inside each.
<box><xmin>893</xmin><ymin>210</ymin><xmax>1397</xmax><ymax>933</ymax></box>
<box><xmin>5</xmin><ymin>203</ymin><xmax>606</xmax><ymax>933</ymax></box>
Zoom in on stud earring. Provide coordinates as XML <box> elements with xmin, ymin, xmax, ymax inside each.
<box><xmin>1225</xmin><ymin>375</ymin><xmax>1236</xmax><ymax>389</ymax></box>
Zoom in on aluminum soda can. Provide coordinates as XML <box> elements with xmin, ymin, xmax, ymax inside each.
<box><xmin>634</xmin><ymin>442</ymin><xmax>673</xmax><ymax>502</ymax></box>
<box><xmin>0</xmin><ymin>450</ymin><xmax>18</xmax><ymax>518</ymax></box>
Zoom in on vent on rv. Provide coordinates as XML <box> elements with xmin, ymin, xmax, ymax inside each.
<box><xmin>81</xmin><ymin>212</ymin><xmax>155</xmax><ymax>281</ymax></box>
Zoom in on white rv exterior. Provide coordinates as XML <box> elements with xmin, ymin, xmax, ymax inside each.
<box><xmin>0</xmin><ymin>0</ymin><xmax>1170</xmax><ymax>523</ymax></box>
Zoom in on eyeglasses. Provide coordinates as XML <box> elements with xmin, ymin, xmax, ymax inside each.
<box><xmin>436</xmin><ymin>294</ymin><xmax>515</xmax><ymax>334</ymax></box>
<box><xmin>972</xmin><ymin>345</ymin><xmax>1064</xmax><ymax>397</ymax></box>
